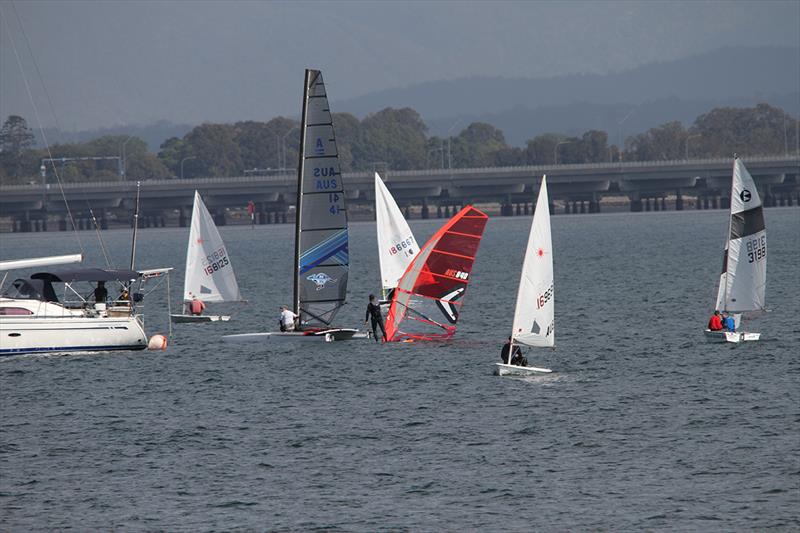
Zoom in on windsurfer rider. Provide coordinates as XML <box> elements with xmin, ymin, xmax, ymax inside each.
<box><xmin>501</xmin><ymin>337</ymin><xmax>527</xmax><ymax>366</ymax></box>
<box><xmin>364</xmin><ymin>294</ymin><xmax>387</xmax><ymax>342</ymax></box>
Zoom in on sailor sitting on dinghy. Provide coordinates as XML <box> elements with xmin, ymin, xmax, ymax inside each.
<box><xmin>707</xmin><ymin>310</ymin><xmax>723</xmax><ymax>331</ymax></box>
<box><xmin>721</xmin><ymin>312</ymin><xmax>736</xmax><ymax>332</ymax></box>
<box><xmin>188</xmin><ymin>295</ymin><xmax>206</xmax><ymax>316</ymax></box>
<box><xmin>501</xmin><ymin>337</ymin><xmax>527</xmax><ymax>367</ymax></box>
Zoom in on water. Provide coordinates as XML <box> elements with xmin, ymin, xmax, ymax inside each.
<box><xmin>1</xmin><ymin>208</ymin><xmax>798</xmax><ymax>531</ymax></box>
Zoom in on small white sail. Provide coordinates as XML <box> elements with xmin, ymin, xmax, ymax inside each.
<box><xmin>714</xmin><ymin>158</ymin><xmax>766</xmax><ymax>313</ymax></box>
<box><xmin>511</xmin><ymin>176</ymin><xmax>554</xmax><ymax>348</ymax></box>
<box><xmin>375</xmin><ymin>172</ymin><xmax>418</xmax><ymax>297</ymax></box>
<box><xmin>184</xmin><ymin>191</ymin><xmax>241</xmax><ymax>303</ymax></box>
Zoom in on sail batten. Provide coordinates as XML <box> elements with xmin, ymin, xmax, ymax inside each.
<box><xmin>294</xmin><ymin>69</ymin><xmax>349</xmax><ymax>327</ymax></box>
<box><xmin>183</xmin><ymin>191</ymin><xmax>241</xmax><ymax>303</ymax></box>
<box><xmin>384</xmin><ymin>205</ymin><xmax>488</xmax><ymax>342</ymax></box>
<box><xmin>511</xmin><ymin>176</ymin><xmax>554</xmax><ymax>348</ymax></box>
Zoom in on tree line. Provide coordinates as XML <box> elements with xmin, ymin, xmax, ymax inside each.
<box><xmin>1</xmin><ymin>103</ymin><xmax>797</xmax><ymax>185</ymax></box>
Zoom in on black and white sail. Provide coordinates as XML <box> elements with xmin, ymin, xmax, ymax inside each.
<box><xmin>714</xmin><ymin>157</ymin><xmax>767</xmax><ymax>314</ymax></box>
<box><xmin>293</xmin><ymin>69</ymin><xmax>349</xmax><ymax>328</ymax></box>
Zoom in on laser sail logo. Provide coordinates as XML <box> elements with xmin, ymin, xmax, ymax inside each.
<box><xmin>306</xmin><ymin>272</ymin><xmax>337</xmax><ymax>291</ymax></box>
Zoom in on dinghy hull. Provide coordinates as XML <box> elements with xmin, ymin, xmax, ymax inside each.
<box><xmin>703</xmin><ymin>329</ymin><xmax>761</xmax><ymax>343</ymax></box>
<box><xmin>494</xmin><ymin>363</ymin><xmax>552</xmax><ymax>376</ymax></box>
<box><xmin>222</xmin><ymin>328</ymin><xmax>366</xmax><ymax>343</ymax></box>
<box><xmin>170</xmin><ymin>314</ymin><xmax>230</xmax><ymax>323</ymax></box>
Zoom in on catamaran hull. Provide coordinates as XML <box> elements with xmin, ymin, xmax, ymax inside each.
<box><xmin>222</xmin><ymin>328</ymin><xmax>366</xmax><ymax>344</ymax></box>
<box><xmin>494</xmin><ymin>363</ymin><xmax>552</xmax><ymax>376</ymax></box>
<box><xmin>170</xmin><ymin>314</ymin><xmax>231</xmax><ymax>323</ymax></box>
<box><xmin>0</xmin><ymin>316</ymin><xmax>147</xmax><ymax>356</ymax></box>
<box><xmin>703</xmin><ymin>329</ymin><xmax>761</xmax><ymax>343</ymax></box>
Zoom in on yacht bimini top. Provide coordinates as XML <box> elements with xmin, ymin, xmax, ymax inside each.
<box><xmin>30</xmin><ymin>269</ymin><xmax>140</xmax><ymax>283</ymax></box>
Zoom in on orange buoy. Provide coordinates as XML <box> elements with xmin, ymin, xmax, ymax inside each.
<box><xmin>148</xmin><ymin>334</ymin><xmax>168</xmax><ymax>350</ymax></box>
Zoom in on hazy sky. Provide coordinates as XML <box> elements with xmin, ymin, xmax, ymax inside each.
<box><xmin>1</xmin><ymin>0</ymin><xmax>798</xmax><ymax>130</ymax></box>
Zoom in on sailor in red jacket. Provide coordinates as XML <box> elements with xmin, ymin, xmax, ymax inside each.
<box><xmin>189</xmin><ymin>295</ymin><xmax>206</xmax><ymax>316</ymax></box>
<box><xmin>707</xmin><ymin>310</ymin><xmax>723</xmax><ymax>331</ymax></box>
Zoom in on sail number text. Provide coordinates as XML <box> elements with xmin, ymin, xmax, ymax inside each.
<box><xmin>202</xmin><ymin>247</ymin><xmax>230</xmax><ymax>275</ymax></box>
<box><xmin>388</xmin><ymin>237</ymin><xmax>415</xmax><ymax>257</ymax></box>
<box><xmin>536</xmin><ymin>283</ymin><xmax>554</xmax><ymax>309</ymax></box>
<box><xmin>745</xmin><ymin>235</ymin><xmax>766</xmax><ymax>263</ymax></box>
<box><xmin>327</xmin><ymin>193</ymin><xmax>343</xmax><ymax>215</ymax></box>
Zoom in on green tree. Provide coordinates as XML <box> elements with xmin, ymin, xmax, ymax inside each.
<box><xmin>355</xmin><ymin>108</ymin><xmax>428</xmax><ymax>171</ymax></box>
<box><xmin>449</xmin><ymin>122</ymin><xmax>508</xmax><ymax>167</ymax></box>
<box><xmin>0</xmin><ymin>115</ymin><xmax>36</xmax><ymax>179</ymax></box>
<box><xmin>692</xmin><ymin>103</ymin><xmax>798</xmax><ymax>157</ymax></box>
<box><xmin>626</xmin><ymin>121</ymin><xmax>687</xmax><ymax>161</ymax></box>
<box><xmin>182</xmin><ymin>124</ymin><xmax>242</xmax><ymax>177</ymax></box>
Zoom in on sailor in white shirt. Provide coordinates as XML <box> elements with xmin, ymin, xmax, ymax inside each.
<box><xmin>279</xmin><ymin>305</ymin><xmax>298</xmax><ymax>332</ymax></box>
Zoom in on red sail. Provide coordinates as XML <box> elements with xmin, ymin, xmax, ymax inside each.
<box><xmin>384</xmin><ymin>205</ymin><xmax>489</xmax><ymax>342</ymax></box>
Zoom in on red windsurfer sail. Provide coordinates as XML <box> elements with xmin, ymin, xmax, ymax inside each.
<box><xmin>384</xmin><ymin>205</ymin><xmax>489</xmax><ymax>342</ymax></box>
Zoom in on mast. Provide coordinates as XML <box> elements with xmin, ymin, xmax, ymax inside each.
<box><xmin>293</xmin><ymin>69</ymin><xmax>312</xmax><ymax>316</ymax></box>
<box><xmin>129</xmin><ymin>181</ymin><xmax>141</xmax><ymax>270</ymax></box>
<box><xmin>720</xmin><ymin>155</ymin><xmax>738</xmax><ymax>311</ymax></box>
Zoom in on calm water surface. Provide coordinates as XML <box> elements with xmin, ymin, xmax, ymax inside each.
<box><xmin>1</xmin><ymin>208</ymin><xmax>798</xmax><ymax>531</ymax></box>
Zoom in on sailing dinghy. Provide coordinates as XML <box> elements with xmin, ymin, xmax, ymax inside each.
<box><xmin>223</xmin><ymin>69</ymin><xmax>363</xmax><ymax>343</ymax></box>
<box><xmin>384</xmin><ymin>205</ymin><xmax>489</xmax><ymax>342</ymax></box>
<box><xmin>171</xmin><ymin>191</ymin><xmax>243</xmax><ymax>323</ymax></box>
<box><xmin>375</xmin><ymin>172</ymin><xmax>418</xmax><ymax>302</ymax></box>
<box><xmin>496</xmin><ymin>176</ymin><xmax>554</xmax><ymax>376</ymax></box>
<box><xmin>704</xmin><ymin>157</ymin><xmax>766</xmax><ymax>343</ymax></box>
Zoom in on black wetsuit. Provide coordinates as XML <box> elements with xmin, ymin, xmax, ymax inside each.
<box><xmin>365</xmin><ymin>302</ymin><xmax>386</xmax><ymax>342</ymax></box>
<box><xmin>500</xmin><ymin>342</ymin><xmax>527</xmax><ymax>366</ymax></box>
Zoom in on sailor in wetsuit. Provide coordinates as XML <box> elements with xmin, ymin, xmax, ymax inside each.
<box><xmin>364</xmin><ymin>294</ymin><xmax>387</xmax><ymax>342</ymax></box>
<box><xmin>501</xmin><ymin>337</ymin><xmax>527</xmax><ymax>366</ymax></box>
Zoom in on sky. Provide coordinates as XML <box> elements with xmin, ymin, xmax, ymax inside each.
<box><xmin>1</xmin><ymin>0</ymin><xmax>798</xmax><ymax>131</ymax></box>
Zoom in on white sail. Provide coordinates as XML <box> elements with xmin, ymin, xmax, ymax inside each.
<box><xmin>375</xmin><ymin>172</ymin><xmax>418</xmax><ymax>297</ymax></box>
<box><xmin>183</xmin><ymin>191</ymin><xmax>241</xmax><ymax>303</ymax></box>
<box><xmin>714</xmin><ymin>159</ymin><xmax>766</xmax><ymax>313</ymax></box>
<box><xmin>511</xmin><ymin>176</ymin><xmax>554</xmax><ymax>348</ymax></box>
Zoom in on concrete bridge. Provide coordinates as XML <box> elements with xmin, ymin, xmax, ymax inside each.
<box><xmin>1</xmin><ymin>155</ymin><xmax>798</xmax><ymax>231</ymax></box>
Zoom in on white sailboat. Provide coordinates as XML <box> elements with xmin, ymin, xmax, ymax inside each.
<box><xmin>171</xmin><ymin>191</ymin><xmax>243</xmax><ymax>323</ymax></box>
<box><xmin>496</xmin><ymin>176</ymin><xmax>554</xmax><ymax>376</ymax></box>
<box><xmin>704</xmin><ymin>157</ymin><xmax>766</xmax><ymax>343</ymax></box>
<box><xmin>0</xmin><ymin>256</ymin><xmax>171</xmax><ymax>356</ymax></box>
<box><xmin>374</xmin><ymin>172</ymin><xmax>418</xmax><ymax>301</ymax></box>
<box><xmin>223</xmin><ymin>68</ymin><xmax>363</xmax><ymax>344</ymax></box>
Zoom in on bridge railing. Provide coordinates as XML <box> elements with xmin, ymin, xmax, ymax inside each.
<box><xmin>1</xmin><ymin>154</ymin><xmax>798</xmax><ymax>192</ymax></box>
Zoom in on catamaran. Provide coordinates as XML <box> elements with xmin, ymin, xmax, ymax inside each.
<box><xmin>223</xmin><ymin>68</ymin><xmax>361</xmax><ymax>343</ymax></box>
<box><xmin>171</xmin><ymin>190</ymin><xmax>243</xmax><ymax>323</ymax></box>
<box><xmin>374</xmin><ymin>172</ymin><xmax>418</xmax><ymax>302</ymax></box>
<box><xmin>495</xmin><ymin>176</ymin><xmax>554</xmax><ymax>376</ymax></box>
<box><xmin>704</xmin><ymin>157</ymin><xmax>766</xmax><ymax>343</ymax></box>
<box><xmin>384</xmin><ymin>205</ymin><xmax>489</xmax><ymax>342</ymax></box>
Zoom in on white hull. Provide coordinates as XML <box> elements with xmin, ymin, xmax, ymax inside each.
<box><xmin>703</xmin><ymin>329</ymin><xmax>761</xmax><ymax>343</ymax></box>
<box><xmin>0</xmin><ymin>315</ymin><xmax>147</xmax><ymax>355</ymax></box>
<box><xmin>222</xmin><ymin>328</ymin><xmax>366</xmax><ymax>343</ymax></box>
<box><xmin>494</xmin><ymin>362</ymin><xmax>552</xmax><ymax>376</ymax></box>
<box><xmin>170</xmin><ymin>314</ymin><xmax>231</xmax><ymax>323</ymax></box>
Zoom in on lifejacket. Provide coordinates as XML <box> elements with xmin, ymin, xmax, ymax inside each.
<box><xmin>190</xmin><ymin>299</ymin><xmax>204</xmax><ymax>314</ymax></box>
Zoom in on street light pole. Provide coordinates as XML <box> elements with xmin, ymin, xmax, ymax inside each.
<box><xmin>446</xmin><ymin>119</ymin><xmax>462</xmax><ymax>170</ymax></box>
<box><xmin>554</xmin><ymin>141</ymin><xmax>572</xmax><ymax>165</ymax></box>
<box><xmin>282</xmin><ymin>126</ymin><xmax>299</xmax><ymax>172</ymax></box>
<box><xmin>684</xmin><ymin>134</ymin><xmax>700</xmax><ymax>159</ymax></box>
<box><xmin>120</xmin><ymin>135</ymin><xmax>134</xmax><ymax>177</ymax></box>
<box><xmin>180</xmin><ymin>156</ymin><xmax>197</xmax><ymax>179</ymax></box>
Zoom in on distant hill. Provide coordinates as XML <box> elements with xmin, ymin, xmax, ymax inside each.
<box><xmin>337</xmin><ymin>46</ymin><xmax>800</xmax><ymax>145</ymax></box>
<box><xmin>34</xmin><ymin>120</ymin><xmax>193</xmax><ymax>153</ymax></box>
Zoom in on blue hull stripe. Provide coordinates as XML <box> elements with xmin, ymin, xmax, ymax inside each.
<box><xmin>0</xmin><ymin>344</ymin><xmax>147</xmax><ymax>356</ymax></box>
